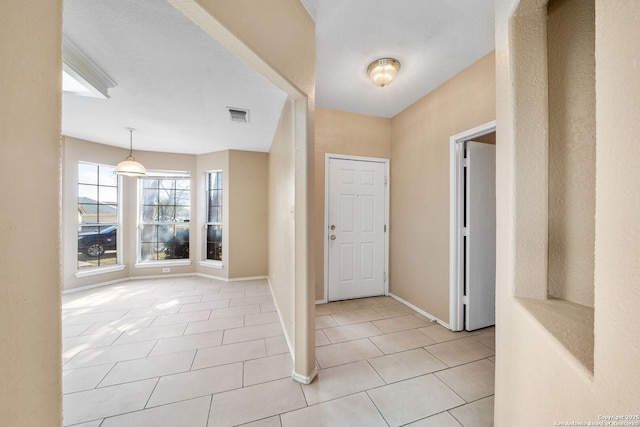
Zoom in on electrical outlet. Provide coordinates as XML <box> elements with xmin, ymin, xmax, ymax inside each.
<box><xmin>162</xmin><ymin>267</ymin><xmax>170</xmax><ymax>273</ymax></box>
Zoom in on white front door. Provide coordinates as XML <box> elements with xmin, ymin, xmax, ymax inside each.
<box><xmin>465</xmin><ymin>141</ymin><xmax>496</xmax><ymax>331</ymax></box>
<box><xmin>327</xmin><ymin>157</ymin><xmax>387</xmax><ymax>301</ymax></box>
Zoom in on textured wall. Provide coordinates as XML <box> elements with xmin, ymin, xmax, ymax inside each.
<box><xmin>313</xmin><ymin>108</ymin><xmax>391</xmax><ymax>301</ymax></box>
<box><xmin>268</xmin><ymin>99</ymin><xmax>296</xmax><ymax>353</ymax></box>
<box><xmin>390</xmin><ymin>52</ymin><xmax>496</xmax><ymax>322</ymax></box>
<box><xmin>228</xmin><ymin>150</ymin><xmax>269</xmax><ymax>278</ymax></box>
<box><xmin>547</xmin><ymin>0</ymin><xmax>595</xmax><ymax>307</ymax></box>
<box><xmin>0</xmin><ymin>1</ymin><xmax>64</xmax><ymax>425</ymax></box>
<box><xmin>494</xmin><ymin>0</ymin><xmax>640</xmax><ymax>424</ymax></box>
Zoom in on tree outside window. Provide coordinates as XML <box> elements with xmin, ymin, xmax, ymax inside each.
<box><xmin>140</xmin><ymin>174</ymin><xmax>190</xmax><ymax>261</ymax></box>
<box><xmin>206</xmin><ymin>171</ymin><xmax>222</xmax><ymax>261</ymax></box>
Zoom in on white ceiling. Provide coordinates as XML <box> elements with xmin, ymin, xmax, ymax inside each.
<box><xmin>62</xmin><ymin>0</ymin><xmax>287</xmax><ymax>154</ymax></box>
<box><xmin>301</xmin><ymin>0</ymin><xmax>495</xmax><ymax>118</ymax></box>
<box><xmin>62</xmin><ymin>0</ymin><xmax>495</xmax><ymax>154</ymax></box>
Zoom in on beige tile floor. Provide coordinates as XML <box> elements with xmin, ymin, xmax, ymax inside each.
<box><xmin>62</xmin><ymin>276</ymin><xmax>495</xmax><ymax>427</ymax></box>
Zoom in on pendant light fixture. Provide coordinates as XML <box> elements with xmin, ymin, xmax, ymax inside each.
<box><xmin>114</xmin><ymin>128</ymin><xmax>147</xmax><ymax>177</ymax></box>
<box><xmin>367</xmin><ymin>58</ymin><xmax>401</xmax><ymax>87</ymax></box>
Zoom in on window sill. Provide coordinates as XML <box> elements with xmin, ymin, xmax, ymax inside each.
<box><xmin>517</xmin><ymin>297</ymin><xmax>594</xmax><ymax>374</ymax></box>
<box><xmin>75</xmin><ymin>264</ymin><xmax>126</xmax><ymax>278</ymax></box>
<box><xmin>135</xmin><ymin>260</ymin><xmax>192</xmax><ymax>268</ymax></box>
<box><xmin>199</xmin><ymin>260</ymin><xmax>224</xmax><ymax>270</ymax></box>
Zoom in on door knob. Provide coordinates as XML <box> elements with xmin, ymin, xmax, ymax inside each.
<box><xmin>330</xmin><ymin>235</ymin><xmax>336</xmax><ymax>240</ymax></box>
<box><xmin>330</xmin><ymin>225</ymin><xmax>336</xmax><ymax>230</ymax></box>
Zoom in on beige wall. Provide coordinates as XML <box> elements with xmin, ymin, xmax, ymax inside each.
<box><xmin>389</xmin><ymin>52</ymin><xmax>496</xmax><ymax>322</ymax></box>
<box><xmin>494</xmin><ymin>0</ymin><xmax>640</xmax><ymax>423</ymax></box>
<box><xmin>0</xmin><ymin>1</ymin><xmax>63</xmax><ymax>425</ymax></box>
<box><xmin>313</xmin><ymin>108</ymin><xmax>392</xmax><ymax>300</ymax></box>
<box><xmin>547</xmin><ymin>0</ymin><xmax>595</xmax><ymax>307</ymax></box>
<box><xmin>268</xmin><ymin>98</ymin><xmax>296</xmax><ymax>354</ymax></box>
<box><xmin>228</xmin><ymin>150</ymin><xmax>269</xmax><ymax>278</ymax></box>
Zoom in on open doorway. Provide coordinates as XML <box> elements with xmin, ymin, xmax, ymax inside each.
<box><xmin>449</xmin><ymin>121</ymin><xmax>496</xmax><ymax>331</ymax></box>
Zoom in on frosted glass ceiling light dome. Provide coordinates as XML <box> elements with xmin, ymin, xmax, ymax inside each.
<box><xmin>367</xmin><ymin>58</ymin><xmax>401</xmax><ymax>87</ymax></box>
<box><xmin>114</xmin><ymin>128</ymin><xmax>147</xmax><ymax>177</ymax></box>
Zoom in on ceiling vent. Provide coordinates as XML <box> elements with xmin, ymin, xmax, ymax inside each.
<box><xmin>228</xmin><ymin>107</ymin><xmax>249</xmax><ymax>123</ymax></box>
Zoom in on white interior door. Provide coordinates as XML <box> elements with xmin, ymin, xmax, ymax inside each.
<box><xmin>465</xmin><ymin>141</ymin><xmax>496</xmax><ymax>330</ymax></box>
<box><xmin>327</xmin><ymin>158</ymin><xmax>386</xmax><ymax>301</ymax></box>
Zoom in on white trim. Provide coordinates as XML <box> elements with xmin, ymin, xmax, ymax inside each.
<box><xmin>132</xmin><ymin>272</ymin><xmax>197</xmax><ymax>280</ymax></box>
<box><xmin>62</xmin><ymin>277</ymin><xmax>130</xmax><ymax>294</ymax></box>
<box><xmin>449</xmin><ymin>120</ymin><xmax>496</xmax><ymax>331</ymax></box>
<box><xmin>196</xmin><ymin>273</ymin><xmax>267</xmax><ymax>282</ymax></box>
<box><xmin>323</xmin><ymin>153</ymin><xmax>390</xmax><ymax>303</ymax></box>
<box><xmin>135</xmin><ymin>260</ymin><xmax>191</xmax><ymax>268</ymax></box>
<box><xmin>74</xmin><ymin>264</ymin><xmax>126</xmax><ymax>278</ymax></box>
<box><xmin>388</xmin><ymin>293</ymin><xmax>450</xmax><ymax>330</ymax></box>
<box><xmin>315</xmin><ymin>299</ymin><xmax>328</xmax><ymax>304</ymax></box>
<box><xmin>292</xmin><ymin>369</ymin><xmax>317</xmax><ymax>385</ymax></box>
<box><xmin>199</xmin><ymin>260</ymin><xmax>224</xmax><ymax>270</ymax></box>
<box><xmin>266</xmin><ymin>277</ymin><xmax>295</xmax><ymax>360</ymax></box>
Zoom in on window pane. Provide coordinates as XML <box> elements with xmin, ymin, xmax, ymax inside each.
<box><xmin>160</xmin><ymin>179</ymin><xmax>175</xmax><ymax>191</ymax></box>
<box><xmin>97</xmin><ymin>204</ymin><xmax>117</xmax><ymax>224</ymax></box>
<box><xmin>140</xmin><ymin>243</ymin><xmax>157</xmax><ymax>261</ymax></box>
<box><xmin>176</xmin><ymin>179</ymin><xmax>190</xmax><ymax>190</ymax></box>
<box><xmin>99</xmin><ymin>186</ymin><xmax>117</xmax><ymax>203</ymax></box>
<box><xmin>78</xmin><ymin>184</ymin><xmax>98</xmax><ymax>201</ymax></box>
<box><xmin>158</xmin><ymin>188</ymin><xmax>173</xmax><ymax>205</ymax></box>
<box><xmin>78</xmin><ymin>163</ymin><xmax>98</xmax><ymax>185</ymax></box>
<box><xmin>144</xmin><ymin>179</ymin><xmax>159</xmax><ymax>189</ymax></box>
<box><xmin>142</xmin><ymin>206</ymin><xmax>158</xmax><ymax>223</ymax></box>
<box><xmin>206</xmin><ymin>224</ymin><xmax>222</xmax><ymax>261</ymax></box>
<box><xmin>208</xmin><ymin>207</ymin><xmax>220</xmax><ymax>223</ymax></box>
<box><xmin>78</xmin><ymin>225</ymin><xmax>118</xmax><ymax>269</ymax></box>
<box><xmin>98</xmin><ymin>165</ymin><xmax>117</xmax><ymax>187</ymax></box>
<box><xmin>157</xmin><ymin>224</ymin><xmax>174</xmax><ymax>243</ymax></box>
<box><xmin>141</xmin><ymin>224</ymin><xmax>157</xmax><ymax>243</ymax></box>
<box><xmin>143</xmin><ymin>188</ymin><xmax>158</xmax><ymax>206</ymax></box>
<box><xmin>159</xmin><ymin>206</ymin><xmax>176</xmax><ymax>222</ymax></box>
<box><xmin>176</xmin><ymin>206</ymin><xmax>190</xmax><ymax>222</ymax></box>
<box><xmin>175</xmin><ymin>190</ymin><xmax>190</xmax><ymax>206</ymax></box>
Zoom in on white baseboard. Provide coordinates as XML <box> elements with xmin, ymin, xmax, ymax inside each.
<box><xmin>63</xmin><ymin>272</ymin><xmax>268</xmax><ymax>294</ymax></box>
<box><xmin>196</xmin><ymin>273</ymin><xmax>268</xmax><ymax>282</ymax></box>
<box><xmin>315</xmin><ymin>299</ymin><xmax>327</xmax><ymax>304</ymax></box>
<box><xmin>62</xmin><ymin>277</ymin><xmax>131</xmax><ymax>294</ymax></box>
<box><xmin>266</xmin><ymin>278</ymin><xmax>295</xmax><ymax>360</ymax></box>
<box><xmin>388</xmin><ymin>292</ymin><xmax>451</xmax><ymax>330</ymax></box>
<box><xmin>292</xmin><ymin>368</ymin><xmax>318</xmax><ymax>385</ymax></box>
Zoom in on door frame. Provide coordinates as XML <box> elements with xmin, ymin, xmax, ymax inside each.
<box><xmin>449</xmin><ymin>120</ymin><xmax>496</xmax><ymax>331</ymax></box>
<box><xmin>323</xmin><ymin>153</ymin><xmax>390</xmax><ymax>303</ymax></box>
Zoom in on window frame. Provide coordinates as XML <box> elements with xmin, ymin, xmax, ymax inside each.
<box><xmin>136</xmin><ymin>169</ymin><xmax>192</xmax><ymax>267</ymax></box>
<box><xmin>75</xmin><ymin>161</ymin><xmax>122</xmax><ymax>275</ymax></box>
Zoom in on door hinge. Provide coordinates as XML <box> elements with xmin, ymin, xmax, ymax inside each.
<box><xmin>383</xmin><ymin>272</ymin><xmax>387</xmax><ymax>282</ymax></box>
<box><xmin>384</xmin><ymin>224</ymin><xmax>387</xmax><ymax>232</ymax></box>
<box><xmin>385</xmin><ymin>175</ymin><xmax>388</xmax><ymax>185</ymax></box>
<box><xmin>463</xmin><ymin>158</ymin><xmax>470</xmax><ymax>167</ymax></box>
<box><xmin>462</xmin><ymin>227</ymin><xmax>468</xmax><ymax>236</ymax></box>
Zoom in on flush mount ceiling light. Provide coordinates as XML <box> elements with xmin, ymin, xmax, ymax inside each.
<box><xmin>367</xmin><ymin>58</ymin><xmax>401</xmax><ymax>88</ymax></box>
<box><xmin>114</xmin><ymin>128</ymin><xmax>147</xmax><ymax>177</ymax></box>
<box><xmin>62</xmin><ymin>36</ymin><xmax>116</xmax><ymax>98</ymax></box>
